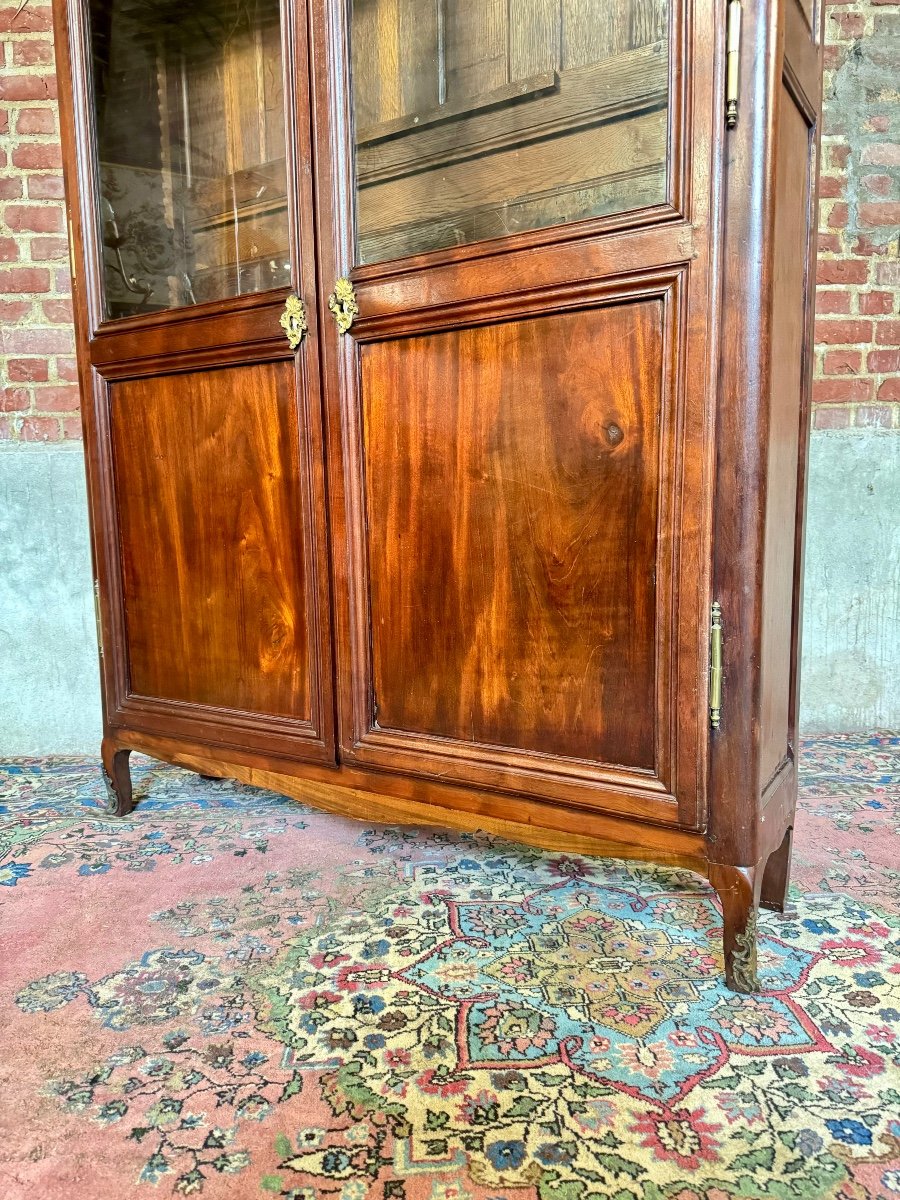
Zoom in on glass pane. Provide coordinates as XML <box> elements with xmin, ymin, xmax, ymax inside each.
<box><xmin>89</xmin><ymin>0</ymin><xmax>290</xmax><ymax>319</ymax></box>
<box><xmin>351</xmin><ymin>0</ymin><xmax>670</xmax><ymax>266</ymax></box>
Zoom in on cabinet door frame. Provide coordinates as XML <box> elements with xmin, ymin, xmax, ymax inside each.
<box><xmin>53</xmin><ymin>0</ymin><xmax>338</xmax><ymax>763</ymax></box>
<box><xmin>310</xmin><ymin>0</ymin><xmax>724</xmax><ymax>828</ymax></box>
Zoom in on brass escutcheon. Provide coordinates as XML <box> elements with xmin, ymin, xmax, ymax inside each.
<box><xmin>280</xmin><ymin>294</ymin><xmax>308</xmax><ymax>350</ymax></box>
<box><xmin>328</xmin><ymin>277</ymin><xmax>359</xmax><ymax>335</ymax></box>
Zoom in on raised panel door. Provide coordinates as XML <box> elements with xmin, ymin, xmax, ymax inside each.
<box><xmin>59</xmin><ymin>0</ymin><xmax>335</xmax><ymax>761</ymax></box>
<box><xmin>310</xmin><ymin>0</ymin><xmax>720</xmax><ymax>823</ymax></box>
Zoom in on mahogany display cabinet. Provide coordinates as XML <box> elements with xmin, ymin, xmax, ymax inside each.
<box><xmin>53</xmin><ymin>0</ymin><xmax>824</xmax><ymax>992</ymax></box>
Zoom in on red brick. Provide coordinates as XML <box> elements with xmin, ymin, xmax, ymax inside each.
<box><xmin>827</xmin><ymin>202</ymin><xmax>849</xmax><ymax>229</ymax></box>
<box><xmin>822</xmin><ymin>349</ymin><xmax>862</xmax><ymax>375</ymax></box>
<box><xmin>0</xmin><ymin>266</ymin><xmax>50</xmax><ymax>293</ymax></box>
<box><xmin>10</xmin><ymin>142</ymin><xmax>62</xmax><ymax>169</ymax></box>
<box><xmin>60</xmin><ymin>416</ymin><xmax>83</xmax><ymax>440</ymax></box>
<box><xmin>27</xmin><ymin>174</ymin><xmax>64</xmax><ymax>200</ymax></box>
<box><xmin>818</xmin><ymin>233</ymin><xmax>843</xmax><ymax>254</ymax></box>
<box><xmin>4</xmin><ymin>204</ymin><xmax>63</xmax><ymax>233</ymax></box>
<box><xmin>830</xmin><ymin>143</ymin><xmax>852</xmax><ymax>170</ymax></box>
<box><xmin>29</xmin><ymin>236</ymin><xmax>69</xmax><ymax>261</ymax></box>
<box><xmin>12</xmin><ymin>38</ymin><xmax>54</xmax><ymax>66</ymax></box>
<box><xmin>7</xmin><ymin>358</ymin><xmax>48</xmax><ymax>382</ymax></box>
<box><xmin>0</xmin><ymin>111</ymin><xmax>6</xmax><ymax>137</ymax></box>
<box><xmin>862</xmin><ymin>174</ymin><xmax>895</xmax><ymax>196</ymax></box>
<box><xmin>813</xmin><ymin>406</ymin><xmax>852</xmax><ymax>430</ymax></box>
<box><xmin>0</xmin><ymin>387</ymin><xmax>30</xmax><ymax>412</ymax></box>
<box><xmin>0</xmin><ymin>176</ymin><xmax>23</xmax><ymax>199</ymax></box>
<box><xmin>0</xmin><ymin>73</ymin><xmax>56</xmax><ymax>101</ymax></box>
<box><xmin>818</xmin><ymin>175</ymin><xmax>844</xmax><ymax>199</ymax></box>
<box><xmin>813</xmin><ymin>377</ymin><xmax>874</xmax><ymax>404</ymax></box>
<box><xmin>14</xmin><ymin>106</ymin><xmax>55</xmax><ymax>134</ymax></box>
<box><xmin>875</xmin><ymin>263</ymin><xmax>900</xmax><ymax>286</ymax></box>
<box><xmin>33</xmin><ymin>384</ymin><xmax>80</xmax><ymax>412</ymax></box>
<box><xmin>19</xmin><ymin>416</ymin><xmax>62</xmax><ymax>442</ymax></box>
<box><xmin>864</xmin><ymin>116</ymin><xmax>890</xmax><ymax>134</ymax></box>
<box><xmin>868</xmin><ymin>348</ymin><xmax>900</xmax><ymax>373</ymax></box>
<box><xmin>815</xmin><ymin>319</ymin><xmax>873</xmax><ymax>345</ymax></box>
<box><xmin>816</xmin><ymin>289</ymin><xmax>852</xmax><ymax>314</ymax></box>
<box><xmin>877</xmin><ymin>378</ymin><xmax>900</xmax><ymax>402</ymax></box>
<box><xmin>860</xmin><ymin>202</ymin><xmax>900</xmax><ymax>227</ymax></box>
<box><xmin>42</xmin><ymin>298</ymin><xmax>73</xmax><ymax>323</ymax></box>
<box><xmin>1</xmin><ymin>326</ymin><xmax>73</xmax><ymax>353</ymax></box>
<box><xmin>860</xmin><ymin>291</ymin><xmax>895</xmax><ymax>315</ymax></box>
<box><xmin>830</xmin><ymin>11</ymin><xmax>866</xmax><ymax>37</ymax></box>
<box><xmin>817</xmin><ymin>259</ymin><xmax>869</xmax><ymax>285</ymax></box>
<box><xmin>855</xmin><ymin>405</ymin><xmax>895</xmax><ymax>428</ymax></box>
<box><xmin>55</xmin><ymin>356</ymin><xmax>78</xmax><ymax>382</ymax></box>
<box><xmin>54</xmin><ymin>267</ymin><xmax>72</xmax><ymax>293</ymax></box>
<box><xmin>851</xmin><ymin>234</ymin><xmax>889</xmax><ymax>256</ymax></box>
<box><xmin>861</xmin><ymin>142</ymin><xmax>900</xmax><ymax>167</ymax></box>
<box><xmin>0</xmin><ymin>236</ymin><xmax>19</xmax><ymax>262</ymax></box>
<box><xmin>0</xmin><ymin>299</ymin><xmax>32</xmax><ymax>323</ymax></box>
<box><xmin>875</xmin><ymin>320</ymin><xmax>900</xmax><ymax>346</ymax></box>
<box><xmin>0</xmin><ymin>417</ymin><xmax>13</xmax><ymax>439</ymax></box>
<box><xmin>0</xmin><ymin>5</ymin><xmax>53</xmax><ymax>33</ymax></box>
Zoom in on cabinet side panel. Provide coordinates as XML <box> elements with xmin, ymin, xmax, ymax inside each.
<box><xmin>110</xmin><ymin>362</ymin><xmax>312</xmax><ymax>719</ymax></box>
<box><xmin>759</xmin><ymin>88</ymin><xmax>813</xmax><ymax>787</ymax></box>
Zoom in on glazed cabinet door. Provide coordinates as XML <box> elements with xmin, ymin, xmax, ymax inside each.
<box><xmin>312</xmin><ymin>0</ymin><xmax>721</xmax><ymax>826</ymax></box>
<box><xmin>55</xmin><ymin>0</ymin><xmax>335</xmax><ymax>761</ymax></box>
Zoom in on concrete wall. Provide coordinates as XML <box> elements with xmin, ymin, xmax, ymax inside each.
<box><xmin>0</xmin><ymin>443</ymin><xmax>102</xmax><ymax>753</ymax></box>
<box><xmin>800</xmin><ymin>428</ymin><xmax>900</xmax><ymax>731</ymax></box>
<box><xmin>0</xmin><ymin>429</ymin><xmax>896</xmax><ymax>755</ymax></box>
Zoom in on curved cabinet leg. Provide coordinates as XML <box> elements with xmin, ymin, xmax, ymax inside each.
<box><xmin>760</xmin><ymin>826</ymin><xmax>794</xmax><ymax>913</ymax></box>
<box><xmin>709</xmin><ymin>862</ymin><xmax>763</xmax><ymax>994</ymax></box>
<box><xmin>101</xmin><ymin>738</ymin><xmax>135</xmax><ymax>817</ymax></box>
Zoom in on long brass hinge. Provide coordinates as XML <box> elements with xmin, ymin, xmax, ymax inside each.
<box><xmin>709</xmin><ymin>601</ymin><xmax>723</xmax><ymax>729</ymax></box>
<box><xmin>93</xmin><ymin>580</ymin><xmax>104</xmax><ymax>659</ymax></box>
<box><xmin>725</xmin><ymin>0</ymin><xmax>742</xmax><ymax>129</ymax></box>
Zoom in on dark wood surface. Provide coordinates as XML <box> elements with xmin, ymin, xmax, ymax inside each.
<box><xmin>362</xmin><ymin>302</ymin><xmax>663</xmax><ymax>769</ymax></box>
<box><xmin>759</xmin><ymin>85</ymin><xmax>814</xmax><ymax>789</ymax></box>
<box><xmin>110</xmin><ymin>362</ymin><xmax>313</xmax><ymax>719</ymax></box>
<box><xmin>708</xmin><ymin>0</ymin><xmax>823</xmax><ymax>876</ymax></box>
<box><xmin>309</xmin><ymin>0</ymin><xmax>715</xmax><ymax>826</ymax></box>
<box><xmin>53</xmin><ymin>0</ymin><xmax>824</xmax><ymax>993</ymax></box>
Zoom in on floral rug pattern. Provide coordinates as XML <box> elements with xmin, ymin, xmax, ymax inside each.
<box><xmin>1</xmin><ymin>734</ymin><xmax>899</xmax><ymax>1199</ymax></box>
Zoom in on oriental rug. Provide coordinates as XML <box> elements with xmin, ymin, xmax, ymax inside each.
<box><xmin>0</xmin><ymin>733</ymin><xmax>898</xmax><ymax>1199</ymax></box>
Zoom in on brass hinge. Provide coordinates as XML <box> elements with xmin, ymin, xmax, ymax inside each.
<box><xmin>709</xmin><ymin>601</ymin><xmax>723</xmax><ymax>729</ymax></box>
<box><xmin>725</xmin><ymin>0</ymin><xmax>742</xmax><ymax>129</ymax></box>
<box><xmin>93</xmin><ymin>580</ymin><xmax>104</xmax><ymax>659</ymax></box>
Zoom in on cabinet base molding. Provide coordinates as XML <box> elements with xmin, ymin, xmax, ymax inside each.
<box><xmin>103</xmin><ymin>731</ymin><xmax>796</xmax><ymax>994</ymax></box>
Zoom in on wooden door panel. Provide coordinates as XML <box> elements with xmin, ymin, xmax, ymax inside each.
<box><xmin>363</xmin><ymin>301</ymin><xmax>663</xmax><ymax>770</ymax></box>
<box><xmin>310</xmin><ymin>0</ymin><xmax>718</xmax><ymax>825</ymax></box>
<box><xmin>110</xmin><ymin>361</ymin><xmax>320</xmax><ymax>728</ymax></box>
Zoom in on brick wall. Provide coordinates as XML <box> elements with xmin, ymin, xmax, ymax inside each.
<box><xmin>0</xmin><ymin>2</ymin><xmax>79</xmax><ymax>442</ymax></box>
<box><xmin>814</xmin><ymin>0</ymin><xmax>900</xmax><ymax>429</ymax></box>
<box><xmin>1</xmin><ymin>2</ymin><xmax>898</xmax><ymax>441</ymax></box>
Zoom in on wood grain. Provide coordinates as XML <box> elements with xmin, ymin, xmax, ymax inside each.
<box><xmin>759</xmin><ymin>88</ymin><xmax>813</xmax><ymax>787</ymax></box>
<box><xmin>110</xmin><ymin>361</ymin><xmax>314</xmax><ymax>719</ymax></box>
<box><xmin>361</xmin><ymin>301</ymin><xmax>664</xmax><ymax>769</ymax></box>
<box><xmin>358</xmin><ymin>108</ymin><xmax>667</xmax><ymax>250</ymax></box>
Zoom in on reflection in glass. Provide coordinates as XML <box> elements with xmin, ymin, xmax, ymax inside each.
<box><xmin>89</xmin><ymin>0</ymin><xmax>290</xmax><ymax>318</ymax></box>
<box><xmin>351</xmin><ymin>0</ymin><xmax>670</xmax><ymax>265</ymax></box>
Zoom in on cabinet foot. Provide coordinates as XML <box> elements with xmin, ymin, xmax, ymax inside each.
<box><xmin>760</xmin><ymin>826</ymin><xmax>793</xmax><ymax>913</ymax></box>
<box><xmin>709</xmin><ymin>862</ymin><xmax>762</xmax><ymax>993</ymax></box>
<box><xmin>101</xmin><ymin>739</ymin><xmax>135</xmax><ymax>817</ymax></box>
